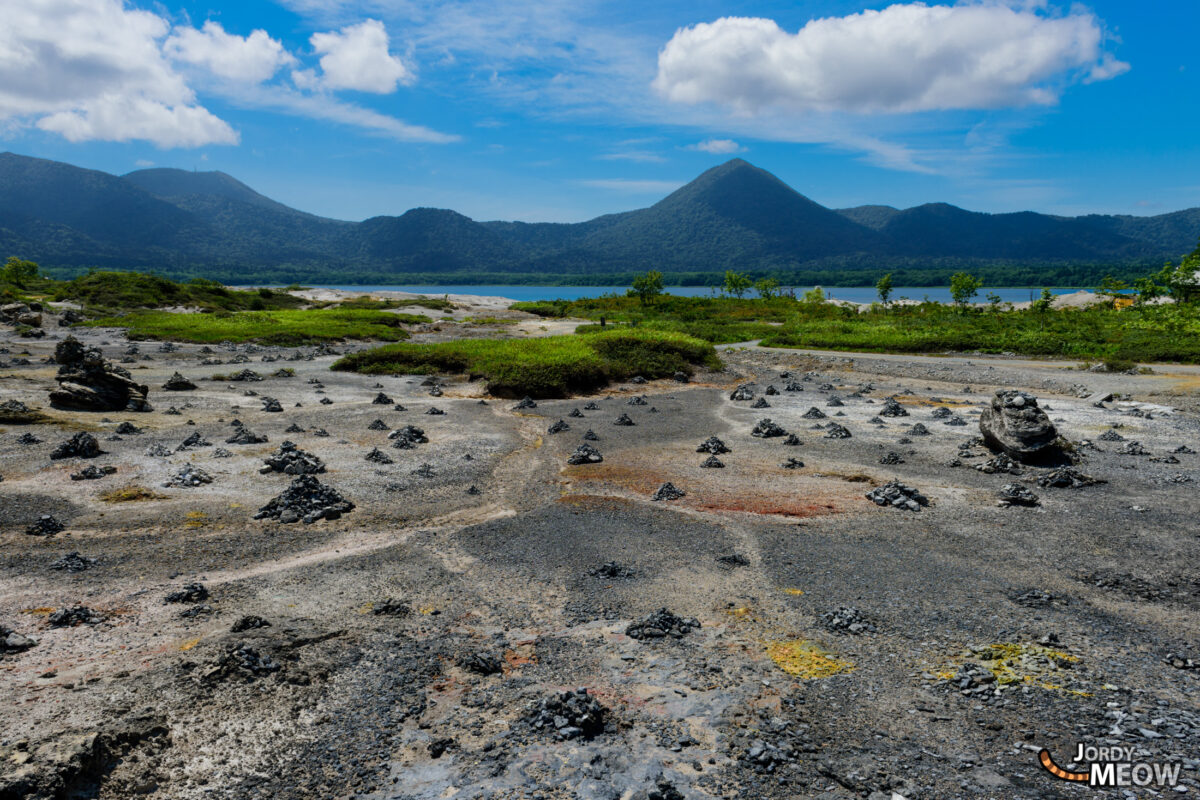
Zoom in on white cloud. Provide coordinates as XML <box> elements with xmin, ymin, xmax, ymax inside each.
<box><xmin>689</xmin><ymin>138</ymin><xmax>744</xmax><ymax>154</ymax></box>
<box><xmin>598</xmin><ymin>151</ymin><xmax>667</xmax><ymax>163</ymax></box>
<box><xmin>0</xmin><ymin>0</ymin><xmax>236</xmax><ymax>147</ymax></box>
<box><xmin>299</xmin><ymin>19</ymin><xmax>413</xmax><ymax>93</ymax></box>
<box><xmin>165</xmin><ymin>21</ymin><xmax>295</xmax><ymax>83</ymax></box>
<box><xmin>653</xmin><ymin>4</ymin><xmax>1129</xmax><ymax>115</ymax></box>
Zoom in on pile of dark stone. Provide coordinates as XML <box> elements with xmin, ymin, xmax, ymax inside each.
<box><xmin>1117</xmin><ymin>441</ymin><xmax>1149</xmax><ymax>455</ymax></box>
<box><xmin>865</xmin><ymin>480</ymin><xmax>928</xmax><ymax>511</ymax></box>
<box><xmin>47</xmin><ymin>606</ymin><xmax>102</xmax><ymax>627</ymax></box>
<box><xmin>589</xmin><ymin>561</ymin><xmax>634</xmax><ymax>579</ymax></box>
<box><xmin>49</xmin><ymin>336</ymin><xmax>151</xmax><ymax>412</ymax></box>
<box><xmin>931</xmin><ymin>406</ymin><xmax>952</xmax><ymax>418</ymax></box>
<box><xmin>1</xmin><ymin>625</ymin><xmax>36</xmax><ymax>655</ymax></box>
<box><xmin>751</xmin><ymin>418</ymin><xmax>786</xmax><ymax>438</ymax></box>
<box><xmin>365</xmin><ymin>447</ymin><xmax>393</xmax><ymax>464</ymax></box>
<box><xmin>547</xmin><ymin>419</ymin><xmax>569</xmax><ymax>434</ymax></box>
<box><xmin>997</xmin><ymin>483</ymin><xmax>1040</xmax><ymax>507</ymax></box>
<box><xmin>425</xmin><ymin>406</ymin><xmax>444</xmax><ymax>416</ymax></box>
<box><xmin>651</xmin><ymin>482</ymin><xmax>686</xmax><ymax>501</ymax></box>
<box><xmin>70</xmin><ymin>465</ymin><xmax>116</xmax><ymax>481</ymax></box>
<box><xmin>700</xmin><ymin>455</ymin><xmax>725</xmax><ymax>468</ymax></box>
<box><xmin>879</xmin><ymin>452</ymin><xmax>904</xmax><ymax>465</ymax></box>
<box><xmin>802</xmin><ymin>407</ymin><xmax>826</xmax><ymax>420</ymax></box>
<box><xmin>525</xmin><ymin>688</ymin><xmax>607</xmax><ymax>740</ymax></box>
<box><xmin>944</xmin><ymin>415</ymin><xmax>967</xmax><ymax>426</ymax></box>
<box><xmin>165</xmin><ymin>583</ymin><xmax>209</xmax><ymax>603</ymax></box>
<box><xmin>229</xmin><ymin>369</ymin><xmax>263</xmax><ymax>382</ymax></box>
<box><xmin>820</xmin><ymin>606</ymin><xmax>876</xmax><ymax>635</ymax></box>
<box><xmin>231</xmin><ymin>615</ymin><xmax>271</xmax><ymax>633</ymax></box>
<box><xmin>583</xmin><ymin>429</ymin><xmax>599</xmax><ymax>441</ymax></box>
<box><xmin>628</xmin><ymin>395</ymin><xmax>648</xmax><ymax>406</ymax></box>
<box><xmin>254</xmin><ymin>475</ymin><xmax>354</xmax><ymax>523</ymax></box>
<box><xmin>613</xmin><ymin>412</ymin><xmax>635</xmax><ymax>426</ymax></box>
<box><xmin>976</xmin><ymin>453</ymin><xmax>1021</xmax><ymax>474</ymax></box>
<box><xmin>697</xmin><ymin>436</ymin><xmax>730</xmax><ymax>454</ymax></box>
<box><xmin>880</xmin><ymin>397</ymin><xmax>909</xmax><ymax>417</ymax></box>
<box><xmin>260</xmin><ymin>441</ymin><xmax>325</xmax><ymax>474</ymax></box>
<box><xmin>411</xmin><ymin>463</ymin><xmax>436</xmax><ymax>478</ymax></box>
<box><xmin>389</xmin><ymin>425</ymin><xmax>428</xmax><ymax>449</ymax></box>
<box><xmin>458</xmin><ymin>651</ymin><xmax>503</xmax><ymax>675</ymax></box>
<box><xmin>162</xmin><ymin>372</ymin><xmax>196</xmax><ymax>391</ymax></box>
<box><xmin>568</xmin><ymin>443</ymin><xmax>603</xmax><ymax>464</ymax></box>
<box><xmin>625</xmin><ymin>608</ymin><xmax>700</xmax><ymax>640</ymax></box>
<box><xmin>783</xmin><ymin>433</ymin><xmax>801</xmax><ymax>446</ymax></box>
<box><xmin>908</xmin><ymin>422</ymin><xmax>930</xmax><ymax>436</ymax></box>
<box><xmin>730</xmin><ymin>384</ymin><xmax>755</xmax><ymax>401</ymax></box>
<box><xmin>1038</xmin><ymin>466</ymin><xmax>1105</xmax><ymax>488</ymax></box>
<box><xmin>115</xmin><ymin>422</ymin><xmax>143</xmax><ymax>435</ymax></box>
<box><xmin>226</xmin><ymin>427</ymin><xmax>268</xmax><ymax>444</ymax></box>
<box><xmin>946</xmin><ymin>662</ymin><xmax>998</xmax><ymax>695</ymax></box>
<box><xmin>824</xmin><ymin>423</ymin><xmax>852</xmax><ymax>439</ymax></box>
<box><xmin>164</xmin><ymin>463</ymin><xmax>213</xmax><ymax>488</ymax></box>
<box><xmin>584</xmin><ymin>401</ymin><xmax>600</xmax><ymax>410</ymax></box>
<box><xmin>49</xmin><ymin>431</ymin><xmax>104</xmax><ymax>460</ymax></box>
<box><xmin>25</xmin><ymin>514</ymin><xmax>64</xmax><ymax>536</ymax></box>
<box><xmin>201</xmin><ymin>643</ymin><xmax>281</xmax><ymax>682</ymax></box>
<box><xmin>50</xmin><ymin>552</ymin><xmax>96</xmax><ymax>572</ymax></box>
<box><xmin>367</xmin><ymin>419</ymin><xmax>388</xmax><ymax>431</ymax></box>
<box><xmin>1164</xmin><ymin>653</ymin><xmax>1198</xmax><ymax>671</ymax></box>
<box><xmin>175</xmin><ymin>431</ymin><xmax>211</xmax><ymax>451</ymax></box>
<box><xmin>781</xmin><ymin>457</ymin><xmax>804</xmax><ymax>469</ymax></box>
<box><xmin>260</xmin><ymin>397</ymin><xmax>283</xmax><ymax>412</ymax></box>
<box><xmin>513</xmin><ymin>396</ymin><xmax>537</xmax><ymax>410</ymax></box>
<box><xmin>372</xmin><ymin>598</ymin><xmax>410</xmax><ymax>616</ymax></box>
<box><xmin>16</xmin><ymin>432</ymin><xmax>41</xmax><ymax>444</ymax></box>
<box><xmin>372</xmin><ymin>392</ymin><xmax>393</xmax><ymax>405</ymax></box>
<box><xmin>751</xmin><ymin>397</ymin><xmax>770</xmax><ymax>408</ymax></box>
<box><xmin>145</xmin><ymin>443</ymin><xmax>173</xmax><ymax>457</ymax></box>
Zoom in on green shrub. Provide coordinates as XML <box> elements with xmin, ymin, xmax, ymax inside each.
<box><xmin>84</xmin><ymin>308</ymin><xmax>415</xmax><ymax>346</ymax></box>
<box><xmin>333</xmin><ymin>328</ymin><xmax>719</xmax><ymax>397</ymax></box>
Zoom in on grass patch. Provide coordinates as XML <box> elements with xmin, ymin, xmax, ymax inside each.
<box><xmin>760</xmin><ymin>302</ymin><xmax>1200</xmax><ymax>362</ymax></box>
<box><xmin>332</xmin><ymin>294</ymin><xmax>454</xmax><ymax>312</ymax></box>
<box><xmin>52</xmin><ymin>272</ymin><xmax>306</xmax><ymax>314</ymax></box>
<box><xmin>100</xmin><ymin>485</ymin><xmax>167</xmax><ymax>503</ymax></box>
<box><xmin>333</xmin><ymin>328</ymin><xmax>720</xmax><ymax>397</ymax></box>
<box><xmin>83</xmin><ymin>308</ymin><xmax>416</xmax><ymax>346</ymax></box>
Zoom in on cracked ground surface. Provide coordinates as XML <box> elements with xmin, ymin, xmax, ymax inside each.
<box><xmin>1</xmin><ymin>321</ymin><xmax>1199</xmax><ymax>799</ymax></box>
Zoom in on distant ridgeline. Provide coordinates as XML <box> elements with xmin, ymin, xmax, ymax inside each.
<box><xmin>0</xmin><ymin>152</ymin><xmax>1194</xmax><ymax>286</ymax></box>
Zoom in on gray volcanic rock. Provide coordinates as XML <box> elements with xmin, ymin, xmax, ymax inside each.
<box><xmin>979</xmin><ymin>390</ymin><xmax>1058</xmax><ymax>461</ymax></box>
<box><xmin>260</xmin><ymin>441</ymin><xmax>325</xmax><ymax>475</ymax></box>
<box><xmin>626</xmin><ymin>608</ymin><xmax>700</xmax><ymax>640</ymax></box>
<box><xmin>49</xmin><ymin>336</ymin><xmax>151</xmax><ymax>412</ymax></box>
<box><xmin>567</xmin><ymin>443</ymin><xmax>603</xmax><ymax>464</ymax></box>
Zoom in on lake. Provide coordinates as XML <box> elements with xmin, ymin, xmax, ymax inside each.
<box><xmin>310</xmin><ymin>284</ymin><xmax>1082</xmax><ymax>304</ymax></box>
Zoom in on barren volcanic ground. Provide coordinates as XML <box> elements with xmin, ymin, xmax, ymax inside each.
<box><xmin>2</xmin><ymin>321</ymin><xmax>1200</xmax><ymax>800</ymax></box>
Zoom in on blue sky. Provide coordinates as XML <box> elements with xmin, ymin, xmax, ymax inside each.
<box><xmin>1</xmin><ymin>1</ymin><xmax>1197</xmax><ymax>223</ymax></box>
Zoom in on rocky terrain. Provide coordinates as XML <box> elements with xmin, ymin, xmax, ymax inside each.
<box><xmin>1</xmin><ymin>309</ymin><xmax>1199</xmax><ymax>800</ymax></box>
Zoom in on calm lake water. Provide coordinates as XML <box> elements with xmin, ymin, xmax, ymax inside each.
<box><xmin>312</xmin><ymin>284</ymin><xmax>1081</xmax><ymax>304</ymax></box>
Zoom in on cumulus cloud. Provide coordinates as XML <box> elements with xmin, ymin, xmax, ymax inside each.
<box><xmin>165</xmin><ymin>21</ymin><xmax>295</xmax><ymax>83</ymax></box>
<box><xmin>689</xmin><ymin>138</ymin><xmax>744</xmax><ymax>154</ymax></box>
<box><xmin>653</xmin><ymin>4</ymin><xmax>1129</xmax><ymax>115</ymax></box>
<box><xmin>0</xmin><ymin>0</ymin><xmax>236</xmax><ymax>147</ymax></box>
<box><xmin>296</xmin><ymin>19</ymin><xmax>413</xmax><ymax>93</ymax></box>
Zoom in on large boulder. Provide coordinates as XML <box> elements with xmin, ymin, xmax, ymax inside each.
<box><xmin>979</xmin><ymin>390</ymin><xmax>1058</xmax><ymax>461</ymax></box>
<box><xmin>49</xmin><ymin>336</ymin><xmax>152</xmax><ymax>412</ymax></box>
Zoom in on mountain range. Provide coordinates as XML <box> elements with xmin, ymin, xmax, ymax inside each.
<box><xmin>1</xmin><ymin>152</ymin><xmax>1196</xmax><ymax>281</ymax></box>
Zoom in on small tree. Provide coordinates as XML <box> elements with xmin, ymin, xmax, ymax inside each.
<box><xmin>801</xmin><ymin>286</ymin><xmax>825</xmax><ymax>303</ymax></box>
<box><xmin>1096</xmin><ymin>275</ymin><xmax>1129</xmax><ymax>304</ymax></box>
<box><xmin>630</xmin><ymin>270</ymin><xmax>664</xmax><ymax>306</ymax></box>
<box><xmin>875</xmin><ymin>272</ymin><xmax>894</xmax><ymax>305</ymax></box>
<box><xmin>723</xmin><ymin>270</ymin><xmax>752</xmax><ymax>299</ymax></box>
<box><xmin>1031</xmin><ymin>287</ymin><xmax>1053</xmax><ymax>314</ymax></box>
<box><xmin>754</xmin><ymin>277</ymin><xmax>780</xmax><ymax>300</ymax></box>
<box><xmin>949</xmin><ymin>272</ymin><xmax>982</xmax><ymax>310</ymax></box>
<box><xmin>1132</xmin><ymin>277</ymin><xmax>1163</xmax><ymax>305</ymax></box>
<box><xmin>1</xmin><ymin>256</ymin><xmax>39</xmax><ymax>287</ymax></box>
<box><xmin>1153</xmin><ymin>242</ymin><xmax>1200</xmax><ymax>303</ymax></box>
